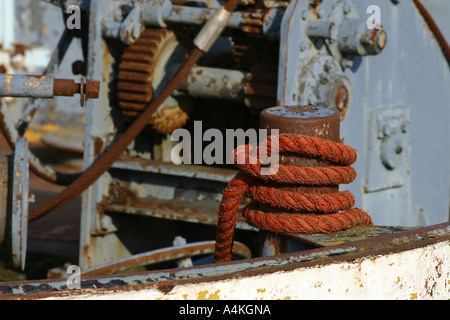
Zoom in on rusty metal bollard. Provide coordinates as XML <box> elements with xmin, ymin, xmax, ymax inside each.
<box><xmin>214</xmin><ymin>105</ymin><xmax>371</xmax><ymax>263</ymax></box>
<box><xmin>258</xmin><ymin>105</ymin><xmax>341</xmax><ymax>256</ymax></box>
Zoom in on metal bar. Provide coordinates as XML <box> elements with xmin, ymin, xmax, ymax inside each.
<box><xmin>112</xmin><ymin>156</ymin><xmax>237</xmax><ymax>183</ymax></box>
<box><xmin>178</xmin><ymin>66</ymin><xmax>248</xmax><ymax>100</ymax></box>
<box><xmin>0</xmin><ymin>74</ymin><xmax>55</xmax><ymax>98</ymax></box>
<box><xmin>165</xmin><ymin>5</ymin><xmax>244</xmax><ymax>29</ymax></box>
<box><xmin>307</xmin><ymin>20</ymin><xmax>337</xmax><ymax>40</ymax></box>
<box><xmin>0</xmin><ymin>74</ymin><xmax>99</xmax><ymax>100</ymax></box>
<box><xmin>175</xmin><ymin>66</ymin><xmax>277</xmax><ymax>102</ymax></box>
<box><xmin>10</xmin><ymin>138</ymin><xmax>30</xmax><ymax>271</ymax></box>
<box><xmin>81</xmin><ymin>241</ymin><xmax>252</xmax><ymax>277</ymax></box>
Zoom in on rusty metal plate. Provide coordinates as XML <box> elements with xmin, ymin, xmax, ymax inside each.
<box><xmin>288</xmin><ymin>225</ymin><xmax>418</xmax><ymax>247</ymax></box>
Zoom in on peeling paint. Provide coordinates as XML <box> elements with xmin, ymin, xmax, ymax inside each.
<box><xmin>31</xmin><ymin>239</ymin><xmax>450</xmax><ymax>300</ymax></box>
<box><xmin>197</xmin><ymin>290</ymin><xmax>221</xmax><ymax>300</ymax></box>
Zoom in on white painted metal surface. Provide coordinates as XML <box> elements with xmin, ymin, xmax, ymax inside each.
<box><xmin>44</xmin><ymin>240</ymin><xmax>449</xmax><ymax>300</ymax></box>
<box><xmin>0</xmin><ymin>0</ymin><xmax>15</xmax><ymax>49</ymax></box>
<box><xmin>0</xmin><ymin>0</ymin><xmax>51</xmax><ymax>74</ymax></box>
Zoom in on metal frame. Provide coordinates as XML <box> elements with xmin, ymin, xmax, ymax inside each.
<box><xmin>0</xmin><ymin>0</ymin><xmax>448</xmax><ymax>278</ymax></box>
<box><xmin>75</xmin><ymin>0</ymin><xmax>450</xmax><ymax>271</ymax></box>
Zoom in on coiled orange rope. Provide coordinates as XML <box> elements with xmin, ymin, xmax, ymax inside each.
<box><xmin>214</xmin><ymin>134</ymin><xmax>373</xmax><ymax>263</ymax></box>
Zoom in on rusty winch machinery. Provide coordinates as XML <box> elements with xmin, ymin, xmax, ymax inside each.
<box><xmin>0</xmin><ymin>0</ymin><xmax>449</xmax><ymax>274</ymax></box>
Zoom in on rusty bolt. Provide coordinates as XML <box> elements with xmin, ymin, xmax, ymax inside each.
<box><xmin>85</xmin><ymin>79</ymin><xmax>100</xmax><ymax>100</ymax></box>
<box><xmin>53</xmin><ymin>78</ymin><xmax>99</xmax><ymax>98</ymax></box>
<box><xmin>338</xmin><ymin>19</ymin><xmax>387</xmax><ymax>56</ymax></box>
<box><xmin>361</xmin><ymin>27</ymin><xmax>387</xmax><ymax>55</ymax></box>
<box><xmin>53</xmin><ymin>77</ymin><xmax>100</xmax><ymax>106</ymax></box>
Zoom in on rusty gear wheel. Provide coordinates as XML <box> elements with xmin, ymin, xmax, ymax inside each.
<box><xmin>117</xmin><ymin>28</ymin><xmax>191</xmax><ymax>134</ymax></box>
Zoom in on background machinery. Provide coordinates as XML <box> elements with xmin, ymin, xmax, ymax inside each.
<box><xmin>0</xmin><ymin>0</ymin><xmax>448</xmax><ymax>277</ymax></box>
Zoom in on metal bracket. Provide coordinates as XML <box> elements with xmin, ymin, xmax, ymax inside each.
<box><xmin>365</xmin><ymin>105</ymin><xmax>410</xmax><ymax>192</ymax></box>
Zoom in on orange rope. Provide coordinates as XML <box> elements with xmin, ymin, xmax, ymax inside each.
<box><xmin>214</xmin><ymin>134</ymin><xmax>373</xmax><ymax>263</ymax></box>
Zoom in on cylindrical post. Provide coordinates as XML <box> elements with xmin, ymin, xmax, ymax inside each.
<box><xmin>258</xmin><ymin>105</ymin><xmax>340</xmax><ymax>256</ymax></box>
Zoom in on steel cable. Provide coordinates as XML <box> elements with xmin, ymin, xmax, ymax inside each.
<box><xmin>413</xmin><ymin>0</ymin><xmax>450</xmax><ymax>64</ymax></box>
<box><xmin>29</xmin><ymin>0</ymin><xmax>241</xmax><ymax>221</ymax></box>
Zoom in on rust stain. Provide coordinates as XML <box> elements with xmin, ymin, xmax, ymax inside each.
<box><xmin>93</xmin><ymin>137</ymin><xmax>104</xmax><ymax>157</ymax></box>
<box><xmin>328</xmin><ymin>22</ymin><xmax>335</xmax><ymax>39</ymax></box>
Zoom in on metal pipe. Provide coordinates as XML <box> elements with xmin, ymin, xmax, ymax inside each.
<box><xmin>0</xmin><ymin>74</ymin><xmax>54</xmax><ymax>98</ymax></box>
<box><xmin>0</xmin><ymin>74</ymin><xmax>99</xmax><ymax>103</ymax></box>
<box><xmin>177</xmin><ymin>66</ymin><xmax>248</xmax><ymax>100</ymax></box>
<box><xmin>176</xmin><ymin>66</ymin><xmax>277</xmax><ymax>103</ymax></box>
<box><xmin>103</xmin><ymin>5</ymin><xmax>283</xmax><ymax>41</ymax></box>
<box><xmin>165</xmin><ymin>5</ymin><xmax>244</xmax><ymax>29</ymax></box>
<box><xmin>307</xmin><ymin>20</ymin><xmax>337</xmax><ymax>40</ymax></box>
<box><xmin>337</xmin><ymin>18</ymin><xmax>387</xmax><ymax>56</ymax></box>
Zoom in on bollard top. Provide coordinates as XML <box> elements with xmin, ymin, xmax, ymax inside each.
<box><xmin>260</xmin><ymin>105</ymin><xmax>340</xmax><ymax>140</ymax></box>
<box><xmin>264</xmin><ymin>105</ymin><xmax>336</xmax><ymax>119</ymax></box>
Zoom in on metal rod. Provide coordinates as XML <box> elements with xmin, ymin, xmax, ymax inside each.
<box><xmin>0</xmin><ymin>74</ymin><xmax>99</xmax><ymax>102</ymax></box>
<box><xmin>176</xmin><ymin>66</ymin><xmax>277</xmax><ymax>102</ymax></box>
<box><xmin>81</xmin><ymin>241</ymin><xmax>252</xmax><ymax>277</ymax></box>
<box><xmin>165</xmin><ymin>5</ymin><xmax>244</xmax><ymax>29</ymax></box>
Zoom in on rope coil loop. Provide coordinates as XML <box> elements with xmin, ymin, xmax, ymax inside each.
<box><xmin>214</xmin><ymin>133</ymin><xmax>373</xmax><ymax>263</ymax></box>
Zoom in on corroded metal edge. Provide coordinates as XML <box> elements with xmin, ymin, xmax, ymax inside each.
<box><xmin>0</xmin><ymin>222</ymin><xmax>449</xmax><ymax>299</ymax></box>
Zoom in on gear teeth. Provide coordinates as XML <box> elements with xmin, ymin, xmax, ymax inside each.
<box><xmin>117</xmin><ymin>71</ymin><xmax>152</xmax><ymax>83</ymax></box>
<box><xmin>121</xmin><ymin>52</ymin><xmax>155</xmax><ymax>64</ymax></box>
<box><xmin>119</xmin><ymin>60</ymin><xmax>153</xmax><ymax>72</ymax></box>
<box><xmin>117</xmin><ymin>82</ymin><xmax>151</xmax><ymax>93</ymax></box>
<box><xmin>117</xmin><ymin>28</ymin><xmax>191</xmax><ymax>133</ymax></box>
